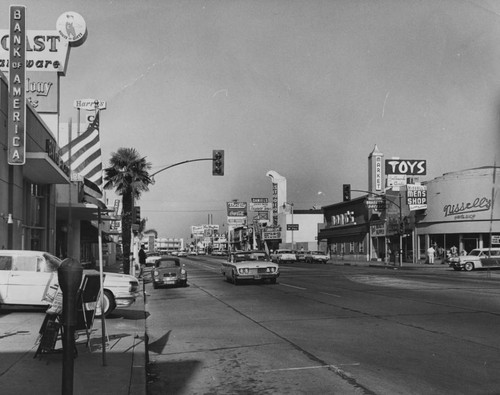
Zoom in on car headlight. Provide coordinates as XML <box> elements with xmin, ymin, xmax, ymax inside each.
<box><xmin>180</xmin><ymin>269</ymin><xmax>186</xmax><ymax>275</ymax></box>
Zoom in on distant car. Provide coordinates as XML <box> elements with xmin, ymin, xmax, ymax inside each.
<box><xmin>197</xmin><ymin>249</ymin><xmax>206</xmax><ymax>255</ymax></box>
<box><xmin>296</xmin><ymin>250</ymin><xmax>307</xmax><ymax>262</ymax></box>
<box><xmin>145</xmin><ymin>253</ymin><xmax>161</xmax><ymax>267</ymax></box>
<box><xmin>305</xmin><ymin>251</ymin><xmax>330</xmax><ymax>264</ymax></box>
<box><xmin>0</xmin><ymin>250</ymin><xmax>140</xmax><ymax>316</ymax></box>
<box><xmin>221</xmin><ymin>253</ymin><xmax>279</xmax><ymax>285</ymax></box>
<box><xmin>229</xmin><ymin>250</ymin><xmax>269</xmax><ymax>263</ymax></box>
<box><xmin>170</xmin><ymin>250</ymin><xmax>179</xmax><ymax>256</ymax></box>
<box><xmin>448</xmin><ymin>248</ymin><xmax>500</xmax><ymax>271</ymax></box>
<box><xmin>151</xmin><ymin>257</ymin><xmax>187</xmax><ymax>289</ymax></box>
<box><xmin>177</xmin><ymin>250</ymin><xmax>188</xmax><ymax>257</ymax></box>
<box><xmin>270</xmin><ymin>249</ymin><xmax>297</xmax><ymax>264</ymax></box>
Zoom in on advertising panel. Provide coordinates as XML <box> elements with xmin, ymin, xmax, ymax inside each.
<box><xmin>406</xmin><ymin>184</ymin><xmax>427</xmax><ymax>211</ymax></box>
<box><xmin>226</xmin><ymin>201</ymin><xmax>247</xmax><ymax>217</ymax></box>
<box><xmin>26</xmin><ymin>71</ymin><xmax>58</xmax><ymax>112</ymax></box>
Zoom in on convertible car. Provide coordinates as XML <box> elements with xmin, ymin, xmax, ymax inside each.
<box><xmin>221</xmin><ymin>251</ymin><xmax>279</xmax><ymax>285</ymax></box>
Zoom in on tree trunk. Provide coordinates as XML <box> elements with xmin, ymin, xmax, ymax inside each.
<box><xmin>122</xmin><ymin>192</ymin><xmax>133</xmax><ymax>275</ymax></box>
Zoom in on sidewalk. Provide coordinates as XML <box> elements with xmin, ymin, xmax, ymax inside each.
<box><xmin>0</xmin><ymin>260</ymin><xmax>147</xmax><ymax>395</ymax></box>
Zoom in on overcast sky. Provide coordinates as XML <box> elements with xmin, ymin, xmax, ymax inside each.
<box><xmin>3</xmin><ymin>0</ymin><xmax>500</xmax><ymax>241</ymax></box>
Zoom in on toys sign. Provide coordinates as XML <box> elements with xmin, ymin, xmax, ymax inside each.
<box><xmin>385</xmin><ymin>159</ymin><xmax>426</xmax><ymax>175</ymax></box>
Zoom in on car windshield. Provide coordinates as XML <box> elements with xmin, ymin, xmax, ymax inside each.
<box><xmin>468</xmin><ymin>250</ymin><xmax>481</xmax><ymax>256</ymax></box>
<box><xmin>157</xmin><ymin>260</ymin><xmax>179</xmax><ymax>268</ymax></box>
<box><xmin>312</xmin><ymin>251</ymin><xmax>323</xmax><ymax>255</ymax></box>
<box><xmin>280</xmin><ymin>250</ymin><xmax>293</xmax><ymax>254</ymax></box>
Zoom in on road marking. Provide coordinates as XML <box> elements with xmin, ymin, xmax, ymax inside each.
<box><xmin>279</xmin><ymin>283</ymin><xmax>307</xmax><ymax>290</ymax></box>
<box><xmin>259</xmin><ymin>363</ymin><xmax>360</xmax><ymax>373</ymax></box>
<box><xmin>320</xmin><ymin>291</ymin><xmax>341</xmax><ymax>298</ymax></box>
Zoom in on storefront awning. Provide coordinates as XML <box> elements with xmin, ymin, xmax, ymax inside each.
<box><xmin>318</xmin><ymin>223</ymin><xmax>369</xmax><ymax>242</ymax></box>
<box><xmin>24</xmin><ymin>152</ymin><xmax>70</xmax><ymax>184</ymax></box>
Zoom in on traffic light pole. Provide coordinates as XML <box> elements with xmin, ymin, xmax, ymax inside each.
<box><xmin>150</xmin><ymin>158</ymin><xmax>214</xmax><ymax>183</ymax></box>
<box><xmin>351</xmin><ymin>188</ymin><xmax>403</xmax><ymax>267</ymax></box>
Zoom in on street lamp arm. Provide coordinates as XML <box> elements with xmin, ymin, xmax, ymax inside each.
<box><xmin>151</xmin><ymin>157</ymin><xmax>213</xmax><ymax>181</ymax></box>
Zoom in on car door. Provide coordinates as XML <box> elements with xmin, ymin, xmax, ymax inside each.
<box><xmin>6</xmin><ymin>254</ymin><xmax>58</xmax><ymax>305</ymax></box>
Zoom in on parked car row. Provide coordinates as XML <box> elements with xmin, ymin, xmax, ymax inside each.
<box><xmin>269</xmin><ymin>249</ymin><xmax>330</xmax><ymax>264</ymax></box>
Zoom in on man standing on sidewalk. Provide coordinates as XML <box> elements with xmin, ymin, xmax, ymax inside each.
<box><xmin>427</xmin><ymin>245</ymin><xmax>436</xmax><ymax>264</ymax></box>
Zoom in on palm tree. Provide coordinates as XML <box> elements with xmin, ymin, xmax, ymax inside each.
<box><xmin>103</xmin><ymin>148</ymin><xmax>152</xmax><ymax>274</ymax></box>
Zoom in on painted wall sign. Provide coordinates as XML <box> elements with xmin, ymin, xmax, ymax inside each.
<box><xmin>443</xmin><ymin>197</ymin><xmax>492</xmax><ymax>219</ymax></box>
<box><xmin>8</xmin><ymin>5</ymin><xmax>26</xmax><ymax>165</ymax></box>
<box><xmin>385</xmin><ymin>159</ymin><xmax>426</xmax><ymax>175</ymax></box>
<box><xmin>25</xmin><ymin>71</ymin><xmax>58</xmax><ymax>112</ymax></box>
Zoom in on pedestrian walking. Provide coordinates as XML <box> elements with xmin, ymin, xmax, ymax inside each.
<box><xmin>138</xmin><ymin>245</ymin><xmax>146</xmax><ymax>278</ymax></box>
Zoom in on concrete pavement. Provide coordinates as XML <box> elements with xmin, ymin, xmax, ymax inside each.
<box><xmin>0</xmin><ymin>264</ymin><xmax>147</xmax><ymax>395</ymax></box>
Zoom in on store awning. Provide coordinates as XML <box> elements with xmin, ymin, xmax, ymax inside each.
<box><xmin>24</xmin><ymin>152</ymin><xmax>70</xmax><ymax>184</ymax></box>
<box><xmin>318</xmin><ymin>223</ymin><xmax>369</xmax><ymax>242</ymax></box>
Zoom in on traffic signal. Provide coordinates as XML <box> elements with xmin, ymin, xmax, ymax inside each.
<box><xmin>343</xmin><ymin>184</ymin><xmax>351</xmax><ymax>201</ymax></box>
<box><xmin>132</xmin><ymin>206</ymin><xmax>141</xmax><ymax>224</ymax></box>
<box><xmin>212</xmin><ymin>150</ymin><xmax>224</xmax><ymax>176</ymax></box>
<box><xmin>399</xmin><ymin>221</ymin><xmax>405</xmax><ymax>235</ymax></box>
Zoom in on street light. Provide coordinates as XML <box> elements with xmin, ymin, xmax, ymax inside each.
<box><xmin>282</xmin><ymin>202</ymin><xmax>294</xmax><ymax>250</ymax></box>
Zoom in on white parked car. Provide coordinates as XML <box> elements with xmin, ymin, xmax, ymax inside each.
<box><xmin>0</xmin><ymin>250</ymin><xmax>140</xmax><ymax>316</ymax></box>
<box><xmin>305</xmin><ymin>251</ymin><xmax>330</xmax><ymax>264</ymax></box>
<box><xmin>270</xmin><ymin>249</ymin><xmax>297</xmax><ymax>264</ymax></box>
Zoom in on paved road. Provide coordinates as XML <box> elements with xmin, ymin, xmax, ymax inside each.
<box><xmin>146</xmin><ymin>256</ymin><xmax>500</xmax><ymax>395</ymax></box>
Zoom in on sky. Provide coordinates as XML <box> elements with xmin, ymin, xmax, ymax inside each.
<box><xmin>2</xmin><ymin>0</ymin><xmax>500</xmax><ymax>242</ymax></box>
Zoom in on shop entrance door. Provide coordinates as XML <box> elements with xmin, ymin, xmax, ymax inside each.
<box><xmin>462</xmin><ymin>238</ymin><xmax>478</xmax><ymax>254</ymax></box>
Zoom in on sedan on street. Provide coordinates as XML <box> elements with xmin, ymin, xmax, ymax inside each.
<box><xmin>151</xmin><ymin>257</ymin><xmax>187</xmax><ymax>289</ymax></box>
<box><xmin>221</xmin><ymin>253</ymin><xmax>279</xmax><ymax>285</ymax></box>
<box><xmin>305</xmin><ymin>251</ymin><xmax>330</xmax><ymax>264</ymax></box>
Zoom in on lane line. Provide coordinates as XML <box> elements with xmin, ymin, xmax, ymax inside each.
<box><xmin>320</xmin><ymin>291</ymin><xmax>341</xmax><ymax>298</ymax></box>
<box><xmin>259</xmin><ymin>363</ymin><xmax>360</xmax><ymax>373</ymax></box>
<box><xmin>279</xmin><ymin>283</ymin><xmax>307</xmax><ymax>290</ymax></box>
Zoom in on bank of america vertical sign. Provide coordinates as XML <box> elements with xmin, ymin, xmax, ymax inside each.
<box><xmin>8</xmin><ymin>6</ymin><xmax>26</xmax><ymax>165</ymax></box>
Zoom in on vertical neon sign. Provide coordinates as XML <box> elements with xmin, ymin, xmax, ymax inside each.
<box><xmin>8</xmin><ymin>5</ymin><xmax>26</xmax><ymax>165</ymax></box>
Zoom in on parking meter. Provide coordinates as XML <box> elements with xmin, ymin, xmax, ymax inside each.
<box><xmin>58</xmin><ymin>258</ymin><xmax>83</xmax><ymax>325</ymax></box>
<box><xmin>57</xmin><ymin>257</ymin><xmax>83</xmax><ymax>395</ymax></box>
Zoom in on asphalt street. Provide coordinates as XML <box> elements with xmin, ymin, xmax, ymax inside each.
<box><xmin>146</xmin><ymin>256</ymin><xmax>500</xmax><ymax>395</ymax></box>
